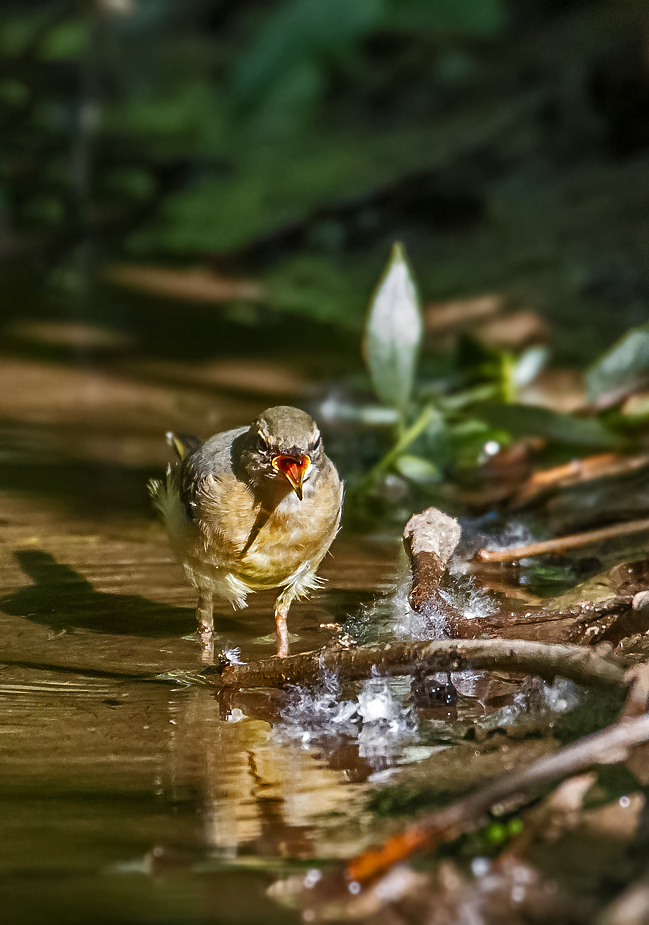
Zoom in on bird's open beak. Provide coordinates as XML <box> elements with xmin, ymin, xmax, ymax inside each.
<box><xmin>271</xmin><ymin>454</ymin><xmax>310</xmax><ymax>500</ymax></box>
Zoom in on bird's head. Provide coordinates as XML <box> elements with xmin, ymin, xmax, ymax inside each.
<box><xmin>242</xmin><ymin>406</ymin><xmax>324</xmax><ymax>500</ymax></box>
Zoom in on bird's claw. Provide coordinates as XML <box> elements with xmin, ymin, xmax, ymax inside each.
<box><xmin>199</xmin><ymin>625</ymin><xmax>215</xmax><ymax>665</ymax></box>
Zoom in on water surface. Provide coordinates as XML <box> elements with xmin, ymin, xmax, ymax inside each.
<box><xmin>0</xmin><ymin>324</ymin><xmax>403</xmax><ymax>924</ymax></box>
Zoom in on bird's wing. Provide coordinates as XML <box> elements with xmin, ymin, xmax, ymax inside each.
<box><xmin>178</xmin><ymin>427</ymin><xmax>257</xmax><ymax>563</ymax></box>
<box><xmin>179</xmin><ymin>426</ymin><xmax>248</xmax><ymax>511</ymax></box>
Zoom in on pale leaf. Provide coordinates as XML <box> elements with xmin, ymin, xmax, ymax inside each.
<box><xmin>363</xmin><ymin>242</ymin><xmax>422</xmax><ymax>413</ymax></box>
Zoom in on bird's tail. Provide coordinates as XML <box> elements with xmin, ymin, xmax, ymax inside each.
<box><xmin>149</xmin><ymin>432</ymin><xmax>198</xmax><ymax>541</ymax></box>
<box><xmin>166</xmin><ymin>431</ymin><xmax>201</xmax><ymax>461</ymax></box>
<box><xmin>147</xmin><ymin>464</ymin><xmax>190</xmax><ymax>547</ymax></box>
<box><xmin>148</xmin><ymin>431</ymin><xmax>199</xmax><ymax>513</ymax></box>
<box><xmin>147</xmin><ymin>464</ymin><xmax>176</xmax><ymax>518</ymax></box>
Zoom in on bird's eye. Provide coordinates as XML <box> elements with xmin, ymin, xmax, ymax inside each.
<box><xmin>257</xmin><ymin>434</ymin><xmax>269</xmax><ymax>451</ymax></box>
<box><xmin>312</xmin><ymin>433</ymin><xmax>322</xmax><ymax>450</ymax></box>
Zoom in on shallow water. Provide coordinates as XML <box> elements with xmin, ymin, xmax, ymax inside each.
<box><xmin>0</xmin><ymin>307</ymin><xmax>414</xmax><ymax>923</ymax></box>
<box><xmin>0</xmin><ymin>296</ymin><xmax>595</xmax><ymax>923</ymax></box>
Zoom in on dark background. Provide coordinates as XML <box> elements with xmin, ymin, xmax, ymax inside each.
<box><xmin>1</xmin><ymin>0</ymin><xmax>648</xmax><ymax>367</ymax></box>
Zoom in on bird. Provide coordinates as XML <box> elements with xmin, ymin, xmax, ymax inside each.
<box><xmin>148</xmin><ymin>405</ymin><xmax>343</xmax><ymax>660</ymax></box>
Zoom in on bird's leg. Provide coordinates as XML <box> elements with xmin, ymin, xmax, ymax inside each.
<box><xmin>274</xmin><ymin>599</ymin><xmax>290</xmax><ymax>658</ymax></box>
<box><xmin>197</xmin><ymin>592</ymin><xmax>214</xmax><ymax>664</ymax></box>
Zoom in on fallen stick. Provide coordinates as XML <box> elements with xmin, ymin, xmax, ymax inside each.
<box><xmin>345</xmin><ymin>711</ymin><xmax>649</xmax><ymax>884</ymax></box>
<box><xmin>213</xmin><ymin>638</ymin><xmax>627</xmax><ymax>692</ymax></box>
<box><xmin>476</xmin><ymin>517</ymin><xmax>649</xmax><ymax>563</ymax></box>
<box><xmin>403</xmin><ymin>506</ymin><xmax>646</xmax><ymax>646</ymax></box>
<box><xmin>512</xmin><ymin>453</ymin><xmax>649</xmax><ymax>507</ymax></box>
<box><xmin>403</xmin><ymin>506</ymin><xmax>461</xmax><ymax>611</ymax></box>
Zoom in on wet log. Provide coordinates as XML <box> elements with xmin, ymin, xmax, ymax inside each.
<box><xmin>207</xmin><ymin>515</ymin><xmax>649</xmax><ymax>694</ymax></box>
<box><xmin>447</xmin><ymin>562</ymin><xmax>649</xmax><ymax>647</ymax></box>
<box><xmin>447</xmin><ymin>595</ymin><xmax>639</xmax><ymax>647</ymax></box>
<box><xmin>213</xmin><ymin>638</ymin><xmax>627</xmax><ymax>693</ymax></box>
<box><xmin>403</xmin><ymin>507</ymin><xmax>461</xmax><ymax>611</ymax></box>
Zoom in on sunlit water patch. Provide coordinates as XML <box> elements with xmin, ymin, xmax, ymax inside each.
<box><xmin>277</xmin><ymin>669</ymin><xmax>418</xmax><ymax>770</ymax></box>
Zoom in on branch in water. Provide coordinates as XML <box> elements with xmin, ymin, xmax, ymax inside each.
<box><xmin>476</xmin><ymin>518</ymin><xmax>649</xmax><ymax>563</ymax></box>
<box><xmin>345</xmin><ymin>710</ymin><xmax>649</xmax><ymax>884</ymax></box>
<box><xmin>213</xmin><ymin>638</ymin><xmax>627</xmax><ymax>692</ymax></box>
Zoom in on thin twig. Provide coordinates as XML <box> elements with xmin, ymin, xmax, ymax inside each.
<box><xmin>476</xmin><ymin>518</ymin><xmax>649</xmax><ymax>563</ymax></box>
<box><xmin>513</xmin><ymin>453</ymin><xmax>649</xmax><ymax>507</ymax></box>
<box><xmin>345</xmin><ymin>711</ymin><xmax>649</xmax><ymax>883</ymax></box>
<box><xmin>213</xmin><ymin>638</ymin><xmax>627</xmax><ymax>692</ymax></box>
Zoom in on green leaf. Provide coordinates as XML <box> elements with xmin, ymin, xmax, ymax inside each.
<box><xmin>512</xmin><ymin>346</ymin><xmax>549</xmax><ymax>389</ymax></box>
<box><xmin>369</xmin><ymin>404</ymin><xmax>438</xmax><ymax>477</ymax></box>
<box><xmin>386</xmin><ymin>0</ymin><xmax>506</xmax><ymax>36</ymax></box>
<box><xmin>586</xmin><ymin>324</ymin><xmax>649</xmax><ymax>403</ymax></box>
<box><xmin>363</xmin><ymin>242</ymin><xmax>423</xmax><ymax>414</ymax></box>
<box><xmin>446</xmin><ymin>421</ymin><xmax>509</xmax><ymax>468</ymax></box>
<box><xmin>474</xmin><ymin>402</ymin><xmax>620</xmax><ymax>447</ymax></box>
<box><xmin>233</xmin><ymin>0</ymin><xmax>385</xmax><ymax>108</ymax></box>
<box><xmin>394</xmin><ymin>454</ymin><xmax>440</xmax><ymax>483</ymax></box>
<box><xmin>40</xmin><ymin>19</ymin><xmax>88</xmax><ymax>60</ymax></box>
<box><xmin>620</xmin><ymin>393</ymin><xmax>649</xmax><ymax>421</ymax></box>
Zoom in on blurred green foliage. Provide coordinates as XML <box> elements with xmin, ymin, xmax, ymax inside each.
<box><xmin>3</xmin><ymin>0</ymin><xmax>649</xmax><ymax>489</ymax></box>
<box><xmin>0</xmin><ymin>0</ymin><xmax>508</xmax><ymax>326</ymax></box>
<box><xmin>3</xmin><ymin>0</ymin><xmax>649</xmax><ymax>360</ymax></box>
<box><xmin>587</xmin><ymin>324</ymin><xmax>649</xmax><ymax>404</ymax></box>
<box><xmin>360</xmin><ymin>245</ymin><xmax>641</xmax><ymax>494</ymax></box>
<box><xmin>3</xmin><ymin>0</ymin><xmax>647</xmax><ymax>345</ymax></box>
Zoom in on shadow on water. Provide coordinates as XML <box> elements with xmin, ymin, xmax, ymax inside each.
<box><xmin>1</xmin><ymin>549</ymin><xmax>240</xmax><ymax>638</ymax></box>
<box><xmin>0</xmin><ymin>458</ymin><xmax>156</xmax><ymax>520</ymax></box>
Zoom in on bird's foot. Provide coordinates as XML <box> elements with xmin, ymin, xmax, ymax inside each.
<box><xmin>194</xmin><ymin>594</ymin><xmax>215</xmax><ymax>664</ymax></box>
<box><xmin>275</xmin><ymin>607</ymin><xmax>290</xmax><ymax>658</ymax></box>
<box><xmin>180</xmin><ymin>628</ymin><xmax>215</xmax><ymax>664</ymax></box>
<box><xmin>199</xmin><ymin>625</ymin><xmax>215</xmax><ymax>665</ymax></box>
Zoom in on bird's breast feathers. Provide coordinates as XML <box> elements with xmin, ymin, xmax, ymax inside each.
<box><xmin>190</xmin><ymin>468</ymin><xmax>342</xmax><ymax>590</ymax></box>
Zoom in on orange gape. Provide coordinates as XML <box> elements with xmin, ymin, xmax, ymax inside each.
<box><xmin>271</xmin><ymin>454</ymin><xmax>310</xmax><ymax>498</ymax></box>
